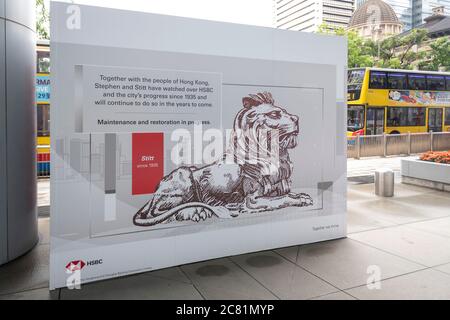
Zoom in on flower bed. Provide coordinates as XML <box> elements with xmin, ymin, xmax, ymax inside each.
<box><xmin>402</xmin><ymin>157</ymin><xmax>450</xmax><ymax>192</ymax></box>
<box><xmin>420</xmin><ymin>151</ymin><xmax>450</xmax><ymax>164</ymax></box>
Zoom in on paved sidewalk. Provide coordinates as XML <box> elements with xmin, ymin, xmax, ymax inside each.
<box><xmin>347</xmin><ymin>155</ymin><xmax>418</xmax><ymax>179</ymax></box>
<box><xmin>37</xmin><ymin>179</ymin><xmax>50</xmax><ymax>208</ymax></box>
<box><xmin>2</xmin><ymin>175</ymin><xmax>450</xmax><ymax>299</ymax></box>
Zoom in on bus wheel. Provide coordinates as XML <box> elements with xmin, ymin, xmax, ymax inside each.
<box><xmin>389</xmin><ymin>131</ymin><xmax>400</xmax><ymax>134</ymax></box>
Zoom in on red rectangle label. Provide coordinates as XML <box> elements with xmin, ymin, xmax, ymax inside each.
<box><xmin>132</xmin><ymin>133</ymin><xmax>164</xmax><ymax>195</ymax></box>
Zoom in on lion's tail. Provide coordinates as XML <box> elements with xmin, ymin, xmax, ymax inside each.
<box><xmin>133</xmin><ymin>202</ymin><xmax>233</xmax><ymax>227</ymax></box>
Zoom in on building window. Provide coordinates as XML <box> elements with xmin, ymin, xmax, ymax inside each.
<box><xmin>445</xmin><ymin>108</ymin><xmax>450</xmax><ymax>126</ymax></box>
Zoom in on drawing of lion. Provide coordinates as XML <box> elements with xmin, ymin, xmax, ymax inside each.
<box><xmin>133</xmin><ymin>92</ymin><xmax>313</xmax><ymax>227</ymax></box>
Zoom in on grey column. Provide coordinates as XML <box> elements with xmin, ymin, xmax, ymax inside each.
<box><xmin>0</xmin><ymin>0</ymin><xmax>38</xmax><ymax>265</ymax></box>
<box><xmin>0</xmin><ymin>0</ymin><xmax>7</xmax><ymax>265</ymax></box>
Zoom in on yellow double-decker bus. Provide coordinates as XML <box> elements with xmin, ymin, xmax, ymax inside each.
<box><xmin>347</xmin><ymin>67</ymin><xmax>450</xmax><ymax>136</ymax></box>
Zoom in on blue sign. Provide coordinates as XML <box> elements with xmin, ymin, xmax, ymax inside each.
<box><xmin>36</xmin><ymin>74</ymin><xmax>50</xmax><ymax>103</ymax></box>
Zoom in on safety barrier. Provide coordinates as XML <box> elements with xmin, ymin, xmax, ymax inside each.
<box><xmin>348</xmin><ymin>132</ymin><xmax>450</xmax><ymax>159</ymax></box>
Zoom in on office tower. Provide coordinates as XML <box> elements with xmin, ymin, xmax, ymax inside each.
<box><xmin>274</xmin><ymin>0</ymin><xmax>355</xmax><ymax>32</ymax></box>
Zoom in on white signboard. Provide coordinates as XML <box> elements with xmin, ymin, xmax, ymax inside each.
<box><xmin>50</xmin><ymin>2</ymin><xmax>347</xmax><ymax>289</ymax></box>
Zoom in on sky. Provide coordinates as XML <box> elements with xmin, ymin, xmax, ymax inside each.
<box><xmin>52</xmin><ymin>0</ymin><xmax>274</xmax><ymax>27</ymax></box>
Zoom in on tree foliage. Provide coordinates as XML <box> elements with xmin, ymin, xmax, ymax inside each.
<box><xmin>419</xmin><ymin>37</ymin><xmax>450</xmax><ymax>71</ymax></box>
<box><xmin>317</xmin><ymin>23</ymin><xmax>375</xmax><ymax>68</ymax></box>
<box><xmin>377</xmin><ymin>29</ymin><xmax>428</xmax><ymax>69</ymax></box>
<box><xmin>317</xmin><ymin>23</ymin><xmax>449</xmax><ymax>71</ymax></box>
<box><xmin>36</xmin><ymin>0</ymin><xmax>50</xmax><ymax>40</ymax></box>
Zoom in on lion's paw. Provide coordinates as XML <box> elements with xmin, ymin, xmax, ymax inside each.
<box><xmin>299</xmin><ymin>193</ymin><xmax>313</xmax><ymax>207</ymax></box>
<box><xmin>191</xmin><ymin>208</ymin><xmax>211</xmax><ymax>222</ymax></box>
<box><xmin>198</xmin><ymin>208</ymin><xmax>209</xmax><ymax>220</ymax></box>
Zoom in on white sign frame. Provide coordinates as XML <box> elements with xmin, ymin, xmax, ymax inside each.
<box><xmin>50</xmin><ymin>2</ymin><xmax>347</xmax><ymax>289</ymax></box>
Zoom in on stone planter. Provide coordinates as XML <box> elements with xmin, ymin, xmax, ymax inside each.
<box><xmin>401</xmin><ymin>158</ymin><xmax>450</xmax><ymax>192</ymax></box>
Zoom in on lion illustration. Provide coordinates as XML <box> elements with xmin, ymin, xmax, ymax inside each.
<box><xmin>133</xmin><ymin>92</ymin><xmax>313</xmax><ymax>227</ymax></box>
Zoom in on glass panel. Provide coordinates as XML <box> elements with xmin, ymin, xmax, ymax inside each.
<box><xmin>387</xmin><ymin>107</ymin><xmax>405</xmax><ymax>126</ymax></box>
<box><xmin>437</xmin><ymin>110</ymin><xmax>443</xmax><ymax>127</ymax></box>
<box><xmin>427</xmin><ymin>75</ymin><xmax>445</xmax><ymax>91</ymax></box>
<box><xmin>428</xmin><ymin>108</ymin><xmax>443</xmax><ymax>132</ymax></box>
<box><xmin>366</xmin><ymin>108</ymin><xmax>384</xmax><ymax>135</ymax></box>
<box><xmin>37</xmin><ymin>51</ymin><xmax>50</xmax><ymax>73</ymax></box>
<box><xmin>375</xmin><ymin>109</ymin><xmax>384</xmax><ymax>135</ymax></box>
<box><xmin>445</xmin><ymin>108</ymin><xmax>450</xmax><ymax>126</ymax></box>
<box><xmin>387</xmin><ymin>73</ymin><xmax>407</xmax><ymax>90</ymax></box>
<box><xmin>366</xmin><ymin>108</ymin><xmax>375</xmax><ymax>135</ymax></box>
<box><xmin>347</xmin><ymin>105</ymin><xmax>365</xmax><ymax>131</ymax></box>
<box><xmin>387</xmin><ymin>107</ymin><xmax>425</xmax><ymax>127</ymax></box>
<box><xmin>408</xmin><ymin>74</ymin><xmax>426</xmax><ymax>90</ymax></box>
<box><xmin>369</xmin><ymin>71</ymin><xmax>387</xmax><ymax>89</ymax></box>
<box><xmin>407</xmin><ymin>107</ymin><xmax>425</xmax><ymax>126</ymax></box>
<box><xmin>347</xmin><ymin>69</ymin><xmax>365</xmax><ymax>100</ymax></box>
<box><xmin>37</xmin><ymin>104</ymin><xmax>50</xmax><ymax>136</ymax></box>
<box><xmin>429</xmin><ymin>110</ymin><xmax>436</xmax><ymax>127</ymax></box>
<box><xmin>446</xmin><ymin>77</ymin><xmax>450</xmax><ymax>91</ymax></box>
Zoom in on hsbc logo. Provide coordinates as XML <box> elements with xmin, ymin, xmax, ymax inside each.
<box><xmin>86</xmin><ymin>259</ymin><xmax>103</xmax><ymax>266</ymax></box>
<box><xmin>66</xmin><ymin>260</ymin><xmax>85</xmax><ymax>272</ymax></box>
<box><xmin>66</xmin><ymin>259</ymin><xmax>103</xmax><ymax>272</ymax></box>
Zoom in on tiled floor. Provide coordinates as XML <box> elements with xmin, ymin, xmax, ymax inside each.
<box><xmin>1</xmin><ymin>175</ymin><xmax>450</xmax><ymax>299</ymax></box>
<box><xmin>347</xmin><ymin>156</ymin><xmax>405</xmax><ymax>178</ymax></box>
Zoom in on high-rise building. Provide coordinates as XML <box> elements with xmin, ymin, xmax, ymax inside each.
<box><xmin>274</xmin><ymin>0</ymin><xmax>355</xmax><ymax>32</ymax></box>
<box><xmin>412</xmin><ymin>0</ymin><xmax>450</xmax><ymax>27</ymax></box>
<box><xmin>356</xmin><ymin>0</ymin><xmax>450</xmax><ymax>30</ymax></box>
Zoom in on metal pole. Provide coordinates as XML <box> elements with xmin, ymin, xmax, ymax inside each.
<box><xmin>382</xmin><ymin>133</ymin><xmax>387</xmax><ymax>157</ymax></box>
<box><xmin>430</xmin><ymin>131</ymin><xmax>434</xmax><ymax>152</ymax></box>
<box><xmin>356</xmin><ymin>135</ymin><xmax>361</xmax><ymax>159</ymax></box>
<box><xmin>407</xmin><ymin>131</ymin><xmax>411</xmax><ymax>155</ymax></box>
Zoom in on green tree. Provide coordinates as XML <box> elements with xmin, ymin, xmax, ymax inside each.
<box><xmin>317</xmin><ymin>23</ymin><xmax>375</xmax><ymax>68</ymax></box>
<box><xmin>419</xmin><ymin>37</ymin><xmax>450</xmax><ymax>71</ymax></box>
<box><xmin>376</xmin><ymin>29</ymin><xmax>428</xmax><ymax>69</ymax></box>
<box><xmin>36</xmin><ymin>0</ymin><xmax>50</xmax><ymax>40</ymax></box>
<box><xmin>317</xmin><ymin>24</ymin><xmax>432</xmax><ymax>69</ymax></box>
<box><xmin>347</xmin><ymin>31</ymin><xmax>376</xmax><ymax>68</ymax></box>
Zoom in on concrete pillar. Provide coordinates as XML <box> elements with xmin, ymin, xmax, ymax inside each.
<box><xmin>0</xmin><ymin>0</ymin><xmax>38</xmax><ymax>265</ymax></box>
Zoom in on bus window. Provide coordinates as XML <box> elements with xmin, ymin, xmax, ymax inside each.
<box><xmin>408</xmin><ymin>74</ymin><xmax>426</xmax><ymax>90</ymax></box>
<box><xmin>387</xmin><ymin>73</ymin><xmax>407</xmax><ymax>90</ymax></box>
<box><xmin>387</xmin><ymin>107</ymin><xmax>425</xmax><ymax>126</ymax></box>
<box><xmin>446</xmin><ymin>77</ymin><xmax>450</xmax><ymax>91</ymax></box>
<box><xmin>369</xmin><ymin>71</ymin><xmax>386</xmax><ymax>89</ymax></box>
<box><xmin>37</xmin><ymin>104</ymin><xmax>50</xmax><ymax>136</ymax></box>
<box><xmin>347</xmin><ymin>105</ymin><xmax>365</xmax><ymax>131</ymax></box>
<box><xmin>427</xmin><ymin>75</ymin><xmax>445</xmax><ymax>91</ymax></box>
<box><xmin>445</xmin><ymin>108</ymin><xmax>450</xmax><ymax>126</ymax></box>
<box><xmin>408</xmin><ymin>107</ymin><xmax>426</xmax><ymax>126</ymax></box>
<box><xmin>347</xmin><ymin>69</ymin><xmax>365</xmax><ymax>100</ymax></box>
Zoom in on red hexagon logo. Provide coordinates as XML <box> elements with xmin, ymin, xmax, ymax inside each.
<box><xmin>66</xmin><ymin>260</ymin><xmax>86</xmax><ymax>272</ymax></box>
